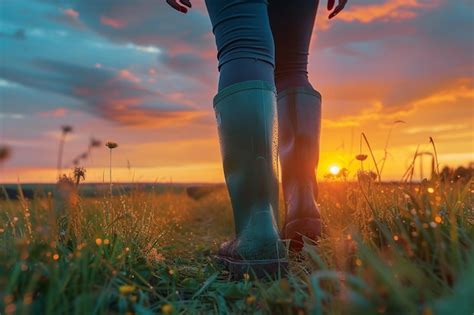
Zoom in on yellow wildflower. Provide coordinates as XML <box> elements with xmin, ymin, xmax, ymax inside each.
<box><xmin>246</xmin><ymin>295</ymin><xmax>256</xmax><ymax>305</ymax></box>
<box><xmin>119</xmin><ymin>285</ymin><xmax>136</xmax><ymax>295</ymax></box>
<box><xmin>162</xmin><ymin>303</ymin><xmax>173</xmax><ymax>315</ymax></box>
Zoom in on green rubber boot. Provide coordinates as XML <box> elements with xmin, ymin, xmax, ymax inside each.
<box><xmin>213</xmin><ymin>81</ymin><xmax>287</xmax><ymax>278</ymax></box>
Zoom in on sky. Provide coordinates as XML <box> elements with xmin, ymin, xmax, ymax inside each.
<box><xmin>0</xmin><ymin>0</ymin><xmax>473</xmax><ymax>183</ymax></box>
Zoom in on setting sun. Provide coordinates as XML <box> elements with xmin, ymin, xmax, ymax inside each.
<box><xmin>329</xmin><ymin>165</ymin><xmax>341</xmax><ymax>175</ymax></box>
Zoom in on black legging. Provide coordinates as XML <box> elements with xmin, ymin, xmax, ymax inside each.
<box><xmin>205</xmin><ymin>0</ymin><xmax>319</xmax><ymax>92</ymax></box>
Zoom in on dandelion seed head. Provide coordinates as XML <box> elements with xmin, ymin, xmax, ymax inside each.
<box><xmin>430</xmin><ymin>222</ymin><xmax>437</xmax><ymax>228</ymax></box>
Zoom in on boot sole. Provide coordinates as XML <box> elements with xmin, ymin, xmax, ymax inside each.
<box><xmin>214</xmin><ymin>255</ymin><xmax>288</xmax><ymax>279</ymax></box>
<box><xmin>283</xmin><ymin>218</ymin><xmax>321</xmax><ymax>251</ymax></box>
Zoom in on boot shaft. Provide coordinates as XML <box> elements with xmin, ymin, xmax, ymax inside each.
<box><xmin>278</xmin><ymin>87</ymin><xmax>322</xmax><ymax>229</ymax></box>
<box><xmin>277</xmin><ymin>87</ymin><xmax>321</xmax><ymax>197</ymax></box>
<box><xmin>213</xmin><ymin>80</ymin><xmax>280</xmax><ymax>236</ymax></box>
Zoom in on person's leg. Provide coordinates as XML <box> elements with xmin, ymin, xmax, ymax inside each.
<box><xmin>205</xmin><ymin>0</ymin><xmax>286</xmax><ymax>277</ymax></box>
<box><xmin>205</xmin><ymin>0</ymin><xmax>275</xmax><ymax>91</ymax></box>
<box><xmin>269</xmin><ymin>0</ymin><xmax>322</xmax><ymax>250</ymax></box>
<box><xmin>217</xmin><ymin>58</ymin><xmax>274</xmax><ymax>91</ymax></box>
<box><xmin>269</xmin><ymin>0</ymin><xmax>319</xmax><ymax>92</ymax></box>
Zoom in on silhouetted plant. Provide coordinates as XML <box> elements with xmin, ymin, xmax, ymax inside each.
<box><xmin>105</xmin><ymin>141</ymin><xmax>118</xmax><ymax>194</ymax></box>
<box><xmin>0</xmin><ymin>145</ymin><xmax>11</xmax><ymax>163</ymax></box>
<box><xmin>57</xmin><ymin>125</ymin><xmax>73</xmax><ymax>178</ymax></box>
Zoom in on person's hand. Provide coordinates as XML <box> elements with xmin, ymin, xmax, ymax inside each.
<box><xmin>166</xmin><ymin>0</ymin><xmax>192</xmax><ymax>13</ymax></box>
<box><xmin>327</xmin><ymin>0</ymin><xmax>348</xmax><ymax>19</ymax></box>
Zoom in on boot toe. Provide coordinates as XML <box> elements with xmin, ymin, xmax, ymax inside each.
<box><xmin>283</xmin><ymin>217</ymin><xmax>321</xmax><ymax>251</ymax></box>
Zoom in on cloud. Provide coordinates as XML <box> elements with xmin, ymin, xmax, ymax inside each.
<box><xmin>403</xmin><ymin>124</ymin><xmax>469</xmax><ymax>135</ymax></box>
<box><xmin>70</xmin><ymin>0</ymin><xmax>216</xmax><ymax>83</ymax></box>
<box><xmin>322</xmin><ymin>77</ymin><xmax>474</xmax><ymax>127</ymax></box>
<box><xmin>0</xmin><ymin>28</ymin><xmax>26</xmax><ymax>40</ymax></box>
<box><xmin>118</xmin><ymin>69</ymin><xmax>141</xmax><ymax>84</ymax></box>
<box><xmin>0</xmin><ymin>59</ymin><xmax>200</xmax><ymax>127</ymax></box>
<box><xmin>38</xmin><ymin>107</ymin><xmax>69</xmax><ymax>117</ymax></box>
<box><xmin>338</xmin><ymin>0</ymin><xmax>440</xmax><ymax>23</ymax></box>
<box><xmin>63</xmin><ymin>8</ymin><xmax>79</xmax><ymax>19</ymax></box>
<box><xmin>312</xmin><ymin>0</ymin><xmax>473</xmax><ymax>121</ymax></box>
<box><xmin>100</xmin><ymin>16</ymin><xmax>126</xmax><ymax>29</ymax></box>
<box><xmin>74</xmin><ymin>1</ymin><xmax>213</xmax><ymax>50</ymax></box>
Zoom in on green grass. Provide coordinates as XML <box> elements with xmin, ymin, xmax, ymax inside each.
<box><xmin>0</xmin><ymin>178</ymin><xmax>473</xmax><ymax>314</ymax></box>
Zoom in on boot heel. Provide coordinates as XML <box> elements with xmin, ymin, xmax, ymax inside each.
<box><xmin>283</xmin><ymin>218</ymin><xmax>321</xmax><ymax>251</ymax></box>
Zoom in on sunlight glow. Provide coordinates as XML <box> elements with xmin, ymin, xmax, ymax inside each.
<box><xmin>329</xmin><ymin>165</ymin><xmax>341</xmax><ymax>175</ymax></box>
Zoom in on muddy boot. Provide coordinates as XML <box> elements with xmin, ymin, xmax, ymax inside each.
<box><xmin>278</xmin><ymin>87</ymin><xmax>322</xmax><ymax>251</ymax></box>
<box><xmin>213</xmin><ymin>80</ymin><xmax>287</xmax><ymax>279</ymax></box>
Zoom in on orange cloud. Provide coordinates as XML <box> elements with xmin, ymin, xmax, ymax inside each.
<box><xmin>100</xmin><ymin>16</ymin><xmax>126</xmax><ymax>29</ymax></box>
<box><xmin>316</xmin><ymin>0</ymin><xmax>438</xmax><ymax>31</ymax></box>
<box><xmin>338</xmin><ymin>0</ymin><xmax>440</xmax><ymax>23</ymax></box>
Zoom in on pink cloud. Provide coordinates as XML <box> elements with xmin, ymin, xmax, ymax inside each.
<box><xmin>63</xmin><ymin>8</ymin><xmax>79</xmax><ymax>19</ymax></box>
<box><xmin>100</xmin><ymin>16</ymin><xmax>126</xmax><ymax>29</ymax></box>
<box><xmin>118</xmin><ymin>69</ymin><xmax>141</xmax><ymax>84</ymax></box>
<box><xmin>38</xmin><ymin>108</ymin><xmax>68</xmax><ymax>117</ymax></box>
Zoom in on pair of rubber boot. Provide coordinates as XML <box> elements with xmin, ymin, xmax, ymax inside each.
<box><xmin>214</xmin><ymin>80</ymin><xmax>321</xmax><ymax>278</ymax></box>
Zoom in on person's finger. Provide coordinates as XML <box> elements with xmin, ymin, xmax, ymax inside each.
<box><xmin>327</xmin><ymin>0</ymin><xmax>335</xmax><ymax>11</ymax></box>
<box><xmin>328</xmin><ymin>2</ymin><xmax>346</xmax><ymax>19</ymax></box>
<box><xmin>166</xmin><ymin>0</ymin><xmax>187</xmax><ymax>13</ymax></box>
<box><xmin>180</xmin><ymin>0</ymin><xmax>192</xmax><ymax>8</ymax></box>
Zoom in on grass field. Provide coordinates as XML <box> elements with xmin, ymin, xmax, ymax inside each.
<box><xmin>0</xmin><ymin>177</ymin><xmax>473</xmax><ymax>314</ymax></box>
